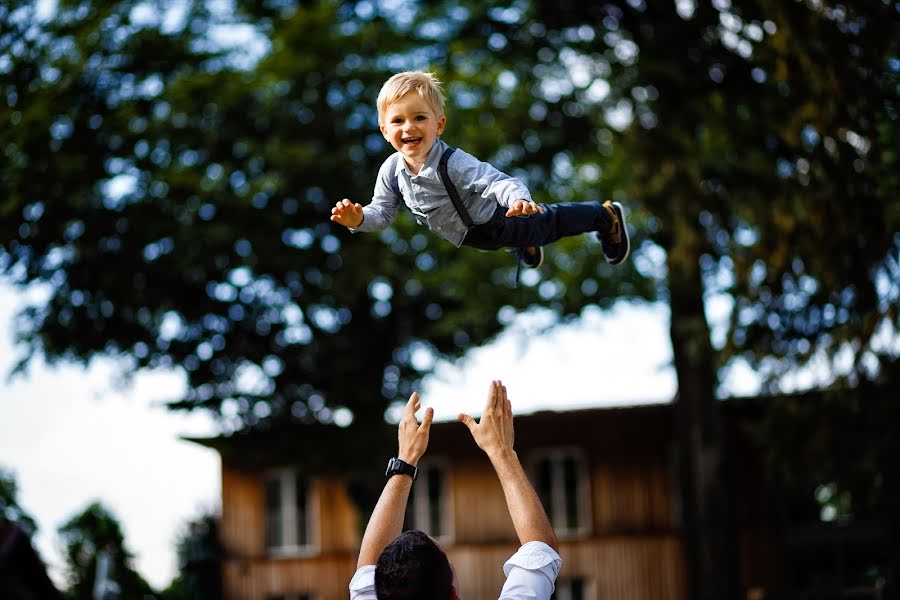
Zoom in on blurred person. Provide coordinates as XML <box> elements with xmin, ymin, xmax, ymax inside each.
<box><xmin>349</xmin><ymin>380</ymin><xmax>561</xmax><ymax>600</ymax></box>
<box><xmin>330</xmin><ymin>70</ymin><xmax>629</xmax><ymax>273</ymax></box>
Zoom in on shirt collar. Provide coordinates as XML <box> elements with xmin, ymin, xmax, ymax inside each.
<box><xmin>393</xmin><ymin>138</ymin><xmax>447</xmax><ymax>178</ymax></box>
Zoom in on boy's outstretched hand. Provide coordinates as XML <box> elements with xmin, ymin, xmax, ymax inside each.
<box><xmin>330</xmin><ymin>198</ymin><xmax>364</xmax><ymax>228</ymax></box>
<box><xmin>506</xmin><ymin>199</ymin><xmax>545</xmax><ymax>218</ymax></box>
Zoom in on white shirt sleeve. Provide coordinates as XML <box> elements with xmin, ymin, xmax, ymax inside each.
<box><xmin>498</xmin><ymin>541</ymin><xmax>562</xmax><ymax>600</ymax></box>
<box><xmin>348</xmin><ymin>565</ymin><xmax>377</xmax><ymax>600</ymax></box>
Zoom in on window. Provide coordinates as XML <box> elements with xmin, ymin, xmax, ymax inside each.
<box><xmin>406</xmin><ymin>461</ymin><xmax>451</xmax><ymax>541</ymax></box>
<box><xmin>265</xmin><ymin>469</ymin><xmax>314</xmax><ymax>553</ymax></box>
<box><xmin>552</xmin><ymin>578</ymin><xmax>588</xmax><ymax>600</ymax></box>
<box><xmin>532</xmin><ymin>449</ymin><xmax>590</xmax><ymax>536</ymax></box>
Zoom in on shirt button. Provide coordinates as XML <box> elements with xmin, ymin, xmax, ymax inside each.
<box><xmin>437</xmin><ymin>226</ymin><xmax>442</xmax><ymax>230</ymax></box>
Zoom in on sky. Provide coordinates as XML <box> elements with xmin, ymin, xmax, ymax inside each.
<box><xmin>0</xmin><ymin>279</ymin><xmax>685</xmax><ymax>590</ymax></box>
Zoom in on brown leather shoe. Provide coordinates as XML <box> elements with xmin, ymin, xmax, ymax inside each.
<box><xmin>597</xmin><ymin>201</ymin><xmax>630</xmax><ymax>265</ymax></box>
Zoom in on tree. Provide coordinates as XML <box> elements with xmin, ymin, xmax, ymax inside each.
<box><xmin>1</xmin><ymin>0</ymin><xmax>597</xmax><ymax>437</ymax></box>
<box><xmin>3</xmin><ymin>0</ymin><xmax>898</xmax><ymax>596</ymax></box>
<box><xmin>158</xmin><ymin>513</ymin><xmax>221</xmax><ymax>600</ymax></box>
<box><xmin>0</xmin><ymin>466</ymin><xmax>60</xmax><ymax>600</ymax></box>
<box><xmin>0</xmin><ymin>465</ymin><xmax>37</xmax><ymax>534</ymax></box>
<box><xmin>57</xmin><ymin>501</ymin><xmax>153</xmax><ymax>600</ymax></box>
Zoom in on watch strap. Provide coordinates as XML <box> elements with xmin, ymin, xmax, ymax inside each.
<box><xmin>385</xmin><ymin>457</ymin><xmax>417</xmax><ymax>480</ymax></box>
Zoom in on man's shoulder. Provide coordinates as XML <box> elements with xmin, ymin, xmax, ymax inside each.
<box><xmin>349</xmin><ymin>565</ymin><xmax>377</xmax><ymax>600</ymax></box>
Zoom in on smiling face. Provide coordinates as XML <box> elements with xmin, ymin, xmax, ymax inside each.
<box><xmin>380</xmin><ymin>92</ymin><xmax>446</xmax><ymax>173</ymax></box>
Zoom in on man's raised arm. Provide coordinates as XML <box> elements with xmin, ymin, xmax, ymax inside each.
<box><xmin>357</xmin><ymin>392</ymin><xmax>433</xmax><ymax>568</ymax></box>
<box><xmin>458</xmin><ymin>380</ymin><xmax>558</xmax><ymax>551</ymax></box>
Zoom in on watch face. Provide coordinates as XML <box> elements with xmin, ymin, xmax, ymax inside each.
<box><xmin>386</xmin><ymin>458</ymin><xmax>416</xmax><ymax>478</ymax></box>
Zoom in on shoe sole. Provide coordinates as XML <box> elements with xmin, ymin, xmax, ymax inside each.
<box><xmin>607</xmin><ymin>202</ymin><xmax>630</xmax><ymax>265</ymax></box>
<box><xmin>525</xmin><ymin>246</ymin><xmax>544</xmax><ymax>269</ymax></box>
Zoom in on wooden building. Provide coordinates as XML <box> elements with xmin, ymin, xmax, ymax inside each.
<box><xmin>189</xmin><ymin>380</ymin><xmax>897</xmax><ymax>600</ymax></box>
<box><xmin>191</xmin><ymin>403</ymin><xmax>737</xmax><ymax>600</ymax></box>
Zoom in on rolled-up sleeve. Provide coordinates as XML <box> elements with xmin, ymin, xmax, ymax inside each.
<box><xmin>349</xmin><ymin>565</ymin><xmax>377</xmax><ymax>600</ymax></box>
<box><xmin>499</xmin><ymin>541</ymin><xmax>562</xmax><ymax>599</ymax></box>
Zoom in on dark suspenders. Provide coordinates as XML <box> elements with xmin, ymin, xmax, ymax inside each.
<box><xmin>392</xmin><ymin>145</ymin><xmax>474</xmax><ymax>229</ymax></box>
<box><xmin>436</xmin><ymin>146</ymin><xmax>474</xmax><ymax>228</ymax></box>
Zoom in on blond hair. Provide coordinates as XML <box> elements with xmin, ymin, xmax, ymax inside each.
<box><xmin>377</xmin><ymin>71</ymin><xmax>446</xmax><ymax>125</ymax></box>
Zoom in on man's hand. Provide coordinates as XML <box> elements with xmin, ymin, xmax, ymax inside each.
<box><xmin>458</xmin><ymin>380</ymin><xmax>515</xmax><ymax>459</ymax></box>
<box><xmin>330</xmin><ymin>198</ymin><xmax>364</xmax><ymax>228</ymax></box>
<box><xmin>398</xmin><ymin>392</ymin><xmax>433</xmax><ymax>466</ymax></box>
<box><xmin>357</xmin><ymin>391</ymin><xmax>433</xmax><ymax>568</ymax></box>
<box><xmin>459</xmin><ymin>380</ymin><xmax>559</xmax><ymax>551</ymax></box>
<box><xmin>505</xmin><ymin>199</ymin><xmax>544</xmax><ymax>218</ymax></box>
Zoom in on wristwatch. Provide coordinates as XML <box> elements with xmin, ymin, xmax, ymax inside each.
<box><xmin>385</xmin><ymin>457</ymin><xmax>417</xmax><ymax>480</ymax></box>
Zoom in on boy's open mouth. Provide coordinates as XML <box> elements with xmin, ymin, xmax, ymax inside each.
<box><xmin>402</xmin><ymin>137</ymin><xmax>422</xmax><ymax>145</ymax></box>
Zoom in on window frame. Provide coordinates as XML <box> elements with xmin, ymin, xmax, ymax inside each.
<box><xmin>529</xmin><ymin>447</ymin><xmax>592</xmax><ymax>539</ymax></box>
<box><xmin>407</xmin><ymin>457</ymin><xmax>453</xmax><ymax>544</ymax></box>
<box><xmin>552</xmin><ymin>576</ymin><xmax>592</xmax><ymax>600</ymax></box>
<box><xmin>263</xmin><ymin>467</ymin><xmax>318</xmax><ymax>556</ymax></box>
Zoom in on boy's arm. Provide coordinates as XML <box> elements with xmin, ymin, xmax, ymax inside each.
<box><xmin>451</xmin><ymin>149</ymin><xmax>536</xmax><ymax>211</ymax></box>
<box><xmin>357</xmin><ymin>392</ymin><xmax>434</xmax><ymax>568</ymax></box>
<box><xmin>345</xmin><ymin>156</ymin><xmax>402</xmax><ymax>233</ymax></box>
<box><xmin>458</xmin><ymin>380</ymin><xmax>559</xmax><ymax>551</ymax></box>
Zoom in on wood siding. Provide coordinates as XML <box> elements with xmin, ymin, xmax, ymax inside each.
<box><xmin>216</xmin><ymin>406</ymin><xmax>693</xmax><ymax>599</ymax></box>
<box><xmin>448</xmin><ymin>535</ymin><xmax>685</xmax><ymax>599</ymax></box>
<box><xmin>220</xmin><ymin>466</ymin><xmax>361</xmax><ymax>599</ymax></box>
<box><xmin>448</xmin><ymin>459</ymin><xmax>517</xmax><ymax>544</ymax></box>
<box><xmin>222</xmin><ymin>553</ymin><xmax>356</xmax><ymax>600</ymax></box>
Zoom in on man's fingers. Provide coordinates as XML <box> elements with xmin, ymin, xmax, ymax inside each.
<box><xmin>485</xmin><ymin>380</ymin><xmax>499</xmax><ymax>411</ymax></box>
<box><xmin>421</xmin><ymin>407</ymin><xmax>434</xmax><ymax>430</ymax></box>
<box><xmin>458</xmin><ymin>413</ymin><xmax>476</xmax><ymax>432</ymax></box>
<box><xmin>499</xmin><ymin>382</ymin><xmax>510</xmax><ymax>414</ymax></box>
<box><xmin>405</xmin><ymin>391</ymin><xmax>420</xmax><ymax>414</ymax></box>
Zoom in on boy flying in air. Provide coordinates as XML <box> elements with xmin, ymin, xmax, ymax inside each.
<box><xmin>330</xmin><ymin>71</ymin><xmax>629</xmax><ymax>270</ymax></box>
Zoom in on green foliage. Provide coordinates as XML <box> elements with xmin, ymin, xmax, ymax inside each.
<box><xmin>3</xmin><ymin>0</ymin><xmax>625</xmax><ymax>440</ymax></box>
<box><xmin>158</xmin><ymin>513</ymin><xmax>221</xmax><ymax>600</ymax></box>
<box><xmin>3</xmin><ymin>0</ymin><xmax>897</xmax><ymax>596</ymax></box>
<box><xmin>57</xmin><ymin>501</ymin><xmax>153</xmax><ymax>600</ymax></box>
<box><xmin>0</xmin><ymin>465</ymin><xmax>37</xmax><ymax>534</ymax></box>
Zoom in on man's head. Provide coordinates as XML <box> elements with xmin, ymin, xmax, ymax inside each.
<box><xmin>375</xmin><ymin>530</ymin><xmax>457</xmax><ymax>600</ymax></box>
<box><xmin>376</xmin><ymin>71</ymin><xmax>446</xmax><ymax>127</ymax></box>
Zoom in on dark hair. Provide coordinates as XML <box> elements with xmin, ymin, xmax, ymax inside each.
<box><xmin>375</xmin><ymin>530</ymin><xmax>453</xmax><ymax>600</ymax></box>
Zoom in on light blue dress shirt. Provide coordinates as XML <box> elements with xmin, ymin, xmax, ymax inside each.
<box><xmin>352</xmin><ymin>139</ymin><xmax>533</xmax><ymax>247</ymax></box>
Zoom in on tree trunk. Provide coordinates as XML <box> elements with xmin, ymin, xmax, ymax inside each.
<box><xmin>667</xmin><ymin>210</ymin><xmax>741</xmax><ymax>599</ymax></box>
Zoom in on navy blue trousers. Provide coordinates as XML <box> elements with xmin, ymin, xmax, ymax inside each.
<box><xmin>461</xmin><ymin>202</ymin><xmax>609</xmax><ymax>250</ymax></box>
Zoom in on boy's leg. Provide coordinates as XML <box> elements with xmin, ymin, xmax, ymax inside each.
<box><xmin>464</xmin><ymin>202</ymin><xmax>609</xmax><ymax>249</ymax></box>
<box><xmin>462</xmin><ymin>201</ymin><xmax>629</xmax><ymax>264</ymax></box>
